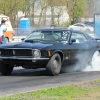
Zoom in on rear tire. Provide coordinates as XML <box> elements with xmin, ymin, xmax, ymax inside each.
<box><xmin>0</xmin><ymin>62</ymin><xmax>13</xmax><ymax>75</ymax></box>
<box><xmin>46</xmin><ymin>53</ymin><xmax>61</xmax><ymax>76</ymax></box>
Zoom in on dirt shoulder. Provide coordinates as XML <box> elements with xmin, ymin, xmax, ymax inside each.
<box><xmin>73</xmin><ymin>80</ymin><xmax>100</xmax><ymax>100</ymax></box>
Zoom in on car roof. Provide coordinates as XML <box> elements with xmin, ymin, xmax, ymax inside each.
<box><xmin>34</xmin><ymin>28</ymin><xmax>68</xmax><ymax>31</ymax></box>
<box><xmin>73</xmin><ymin>23</ymin><xmax>85</xmax><ymax>25</ymax></box>
<box><xmin>31</xmin><ymin>28</ymin><xmax>93</xmax><ymax>40</ymax></box>
<box><xmin>33</xmin><ymin>28</ymin><xmax>82</xmax><ymax>32</ymax></box>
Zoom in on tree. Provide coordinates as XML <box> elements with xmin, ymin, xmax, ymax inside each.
<box><xmin>0</xmin><ymin>0</ymin><xmax>98</xmax><ymax>27</ymax></box>
<box><xmin>66</xmin><ymin>0</ymin><xmax>86</xmax><ymax>24</ymax></box>
<box><xmin>85</xmin><ymin>0</ymin><xmax>100</xmax><ymax>18</ymax></box>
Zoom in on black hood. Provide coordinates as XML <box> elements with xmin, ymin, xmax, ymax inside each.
<box><xmin>0</xmin><ymin>42</ymin><xmax>54</xmax><ymax>49</ymax></box>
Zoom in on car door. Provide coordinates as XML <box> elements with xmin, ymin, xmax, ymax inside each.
<box><xmin>69</xmin><ymin>32</ymin><xmax>91</xmax><ymax>63</ymax></box>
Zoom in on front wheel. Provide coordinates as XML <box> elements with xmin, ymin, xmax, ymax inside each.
<box><xmin>46</xmin><ymin>53</ymin><xmax>61</xmax><ymax>76</ymax></box>
<box><xmin>0</xmin><ymin>62</ymin><xmax>13</xmax><ymax>75</ymax></box>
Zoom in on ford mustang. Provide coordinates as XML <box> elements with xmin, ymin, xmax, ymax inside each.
<box><xmin>0</xmin><ymin>28</ymin><xmax>100</xmax><ymax>76</ymax></box>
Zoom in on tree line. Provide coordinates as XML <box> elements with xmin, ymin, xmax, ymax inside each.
<box><xmin>0</xmin><ymin>0</ymin><xmax>99</xmax><ymax>28</ymax></box>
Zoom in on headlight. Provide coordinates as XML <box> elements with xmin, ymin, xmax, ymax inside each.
<box><xmin>32</xmin><ymin>49</ymin><xmax>41</xmax><ymax>58</ymax></box>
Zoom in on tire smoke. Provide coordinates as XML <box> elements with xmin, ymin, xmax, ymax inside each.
<box><xmin>61</xmin><ymin>51</ymin><xmax>100</xmax><ymax>73</ymax></box>
<box><xmin>83</xmin><ymin>51</ymin><xmax>100</xmax><ymax>71</ymax></box>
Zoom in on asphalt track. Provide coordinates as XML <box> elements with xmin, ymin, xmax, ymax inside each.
<box><xmin>0</xmin><ymin>67</ymin><xmax>100</xmax><ymax>97</ymax></box>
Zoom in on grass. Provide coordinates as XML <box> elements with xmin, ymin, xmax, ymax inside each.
<box><xmin>0</xmin><ymin>79</ymin><xmax>100</xmax><ymax>100</ymax></box>
<box><xmin>95</xmin><ymin>79</ymin><xmax>100</xmax><ymax>83</ymax></box>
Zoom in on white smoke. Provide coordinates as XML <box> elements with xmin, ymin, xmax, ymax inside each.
<box><xmin>61</xmin><ymin>51</ymin><xmax>100</xmax><ymax>73</ymax></box>
<box><xmin>83</xmin><ymin>51</ymin><xmax>100</xmax><ymax>71</ymax></box>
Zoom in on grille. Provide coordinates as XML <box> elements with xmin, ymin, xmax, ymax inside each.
<box><xmin>1</xmin><ymin>49</ymin><xmax>13</xmax><ymax>55</ymax></box>
<box><xmin>41</xmin><ymin>50</ymin><xmax>48</xmax><ymax>57</ymax></box>
<box><xmin>1</xmin><ymin>49</ymin><xmax>32</xmax><ymax>56</ymax></box>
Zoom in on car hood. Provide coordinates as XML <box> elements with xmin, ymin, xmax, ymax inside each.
<box><xmin>0</xmin><ymin>42</ymin><xmax>54</xmax><ymax>49</ymax></box>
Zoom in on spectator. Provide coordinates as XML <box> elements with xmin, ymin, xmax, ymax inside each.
<box><xmin>0</xmin><ymin>20</ymin><xmax>7</xmax><ymax>44</ymax></box>
<box><xmin>50</xmin><ymin>24</ymin><xmax>55</xmax><ymax>28</ymax></box>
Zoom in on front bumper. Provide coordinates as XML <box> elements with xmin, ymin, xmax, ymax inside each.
<box><xmin>0</xmin><ymin>56</ymin><xmax>49</xmax><ymax>65</ymax></box>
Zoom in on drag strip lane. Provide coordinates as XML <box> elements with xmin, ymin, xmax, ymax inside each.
<box><xmin>0</xmin><ymin>67</ymin><xmax>100</xmax><ymax>97</ymax></box>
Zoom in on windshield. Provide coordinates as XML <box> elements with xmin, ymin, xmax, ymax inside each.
<box><xmin>84</xmin><ymin>24</ymin><xmax>92</xmax><ymax>27</ymax></box>
<box><xmin>24</xmin><ymin>30</ymin><xmax>70</xmax><ymax>43</ymax></box>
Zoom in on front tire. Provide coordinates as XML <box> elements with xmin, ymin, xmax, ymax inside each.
<box><xmin>46</xmin><ymin>53</ymin><xmax>61</xmax><ymax>76</ymax></box>
<box><xmin>0</xmin><ymin>62</ymin><xmax>13</xmax><ymax>75</ymax></box>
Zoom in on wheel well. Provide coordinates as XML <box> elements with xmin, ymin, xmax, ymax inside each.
<box><xmin>56</xmin><ymin>52</ymin><xmax>63</xmax><ymax>62</ymax></box>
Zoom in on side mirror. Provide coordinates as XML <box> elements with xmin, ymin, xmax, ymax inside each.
<box><xmin>71</xmin><ymin>39</ymin><xmax>76</xmax><ymax>42</ymax></box>
<box><xmin>69</xmin><ymin>39</ymin><xmax>76</xmax><ymax>44</ymax></box>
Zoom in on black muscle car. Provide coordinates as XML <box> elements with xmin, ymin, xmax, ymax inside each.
<box><xmin>0</xmin><ymin>28</ymin><xmax>100</xmax><ymax>75</ymax></box>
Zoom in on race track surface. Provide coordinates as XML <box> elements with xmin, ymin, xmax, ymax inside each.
<box><xmin>0</xmin><ymin>67</ymin><xmax>100</xmax><ymax>97</ymax></box>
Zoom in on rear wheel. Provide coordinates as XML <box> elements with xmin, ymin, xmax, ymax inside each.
<box><xmin>0</xmin><ymin>62</ymin><xmax>13</xmax><ymax>75</ymax></box>
<box><xmin>46</xmin><ymin>53</ymin><xmax>61</xmax><ymax>76</ymax></box>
